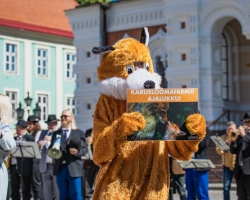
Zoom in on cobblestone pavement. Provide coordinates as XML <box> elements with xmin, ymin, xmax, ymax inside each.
<box><xmin>173</xmin><ymin>190</ymin><xmax>237</xmax><ymax>200</ymax></box>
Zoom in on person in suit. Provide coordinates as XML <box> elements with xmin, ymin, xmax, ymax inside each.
<box><xmin>82</xmin><ymin>128</ymin><xmax>99</xmax><ymax>200</ymax></box>
<box><xmin>230</xmin><ymin>112</ymin><xmax>250</xmax><ymax>200</ymax></box>
<box><xmin>0</xmin><ymin>94</ymin><xmax>16</xmax><ymax>200</ymax></box>
<box><xmin>49</xmin><ymin>110</ymin><xmax>88</xmax><ymax>200</ymax></box>
<box><xmin>215</xmin><ymin>121</ymin><xmax>236</xmax><ymax>200</ymax></box>
<box><xmin>38</xmin><ymin>114</ymin><xmax>60</xmax><ymax>200</ymax></box>
<box><xmin>10</xmin><ymin>119</ymin><xmax>34</xmax><ymax>200</ymax></box>
<box><xmin>27</xmin><ymin>115</ymin><xmax>43</xmax><ymax>200</ymax></box>
<box><xmin>185</xmin><ymin>127</ymin><xmax>210</xmax><ymax>200</ymax></box>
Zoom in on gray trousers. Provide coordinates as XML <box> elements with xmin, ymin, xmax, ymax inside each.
<box><xmin>32</xmin><ymin>159</ymin><xmax>43</xmax><ymax>199</ymax></box>
<box><xmin>41</xmin><ymin>164</ymin><xmax>59</xmax><ymax>200</ymax></box>
<box><xmin>0</xmin><ymin>163</ymin><xmax>8</xmax><ymax>200</ymax></box>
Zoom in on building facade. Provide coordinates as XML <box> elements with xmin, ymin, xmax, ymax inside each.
<box><xmin>0</xmin><ymin>0</ymin><xmax>78</xmax><ymax>126</ymax></box>
<box><xmin>66</xmin><ymin>0</ymin><xmax>250</xmax><ymax>130</ymax></box>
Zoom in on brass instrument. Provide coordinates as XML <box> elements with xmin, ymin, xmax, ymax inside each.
<box><xmin>228</xmin><ymin>125</ymin><xmax>247</xmax><ymax>140</ymax></box>
<box><xmin>4</xmin><ymin>153</ymin><xmax>11</xmax><ymax>169</ymax></box>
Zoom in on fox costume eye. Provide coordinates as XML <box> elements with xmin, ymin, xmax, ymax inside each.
<box><xmin>126</xmin><ymin>65</ymin><xmax>134</xmax><ymax>74</ymax></box>
<box><xmin>144</xmin><ymin>62</ymin><xmax>149</xmax><ymax>71</ymax></box>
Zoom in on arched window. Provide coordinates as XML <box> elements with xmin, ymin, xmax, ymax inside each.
<box><xmin>155</xmin><ymin>55</ymin><xmax>168</xmax><ymax>88</ymax></box>
<box><xmin>221</xmin><ymin>33</ymin><xmax>229</xmax><ymax>101</ymax></box>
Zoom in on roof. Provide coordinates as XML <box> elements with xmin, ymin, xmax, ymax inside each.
<box><xmin>0</xmin><ymin>0</ymin><xmax>78</xmax><ymax>38</ymax></box>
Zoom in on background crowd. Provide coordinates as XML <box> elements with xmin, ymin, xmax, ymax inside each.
<box><xmin>0</xmin><ymin>93</ymin><xmax>99</xmax><ymax>200</ymax></box>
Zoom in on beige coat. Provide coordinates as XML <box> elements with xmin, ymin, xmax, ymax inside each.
<box><xmin>215</xmin><ymin>134</ymin><xmax>236</xmax><ymax>170</ymax></box>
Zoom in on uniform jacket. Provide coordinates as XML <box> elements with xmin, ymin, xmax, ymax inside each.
<box><xmin>38</xmin><ymin>130</ymin><xmax>53</xmax><ymax>173</ymax></box>
<box><xmin>49</xmin><ymin>128</ymin><xmax>88</xmax><ymax>177</ymax></box>
<box><xmin>230</xmin><ymin>134</ymin><xmax>250</xmax><ymax>179</ymax></box>
<box><xmin>216</xmin><ymin>134</ymin><xmax>236</xmax><ymax>170</ymax></box>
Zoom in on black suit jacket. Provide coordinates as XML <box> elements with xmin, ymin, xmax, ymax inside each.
<box><xmin>195</xmin><ymin>127</ymin><xmax>210</xmax><ymax>159</ymax></box>
<box><xmin>230</xmin><ymin>134</ymin><xmax>250</xmax><ymax>179</ymax></box>
<box><xmin>14</xmin><ymin>133</ymin><xmax>35</xmax><ymax>176</ymax></box>
<box><xmin>49</xmin><ymin>128</ymin><xmax>88</xmax><ymax>177</ymax></box>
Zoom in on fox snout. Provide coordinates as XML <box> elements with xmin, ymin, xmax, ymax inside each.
<box><xmin>144</xmin><ymin>80</ymin><xmax>155</xmax><ymax>89</ymax></box>
<box><xmin>126</xmin><ymin>69</ymin><xmax>161</xmax><ymax>89</ymax></box>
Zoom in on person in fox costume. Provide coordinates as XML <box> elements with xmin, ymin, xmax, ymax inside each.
<box><xmin>92</xmin><ymin>27</ymin><xmax>207</xmax><ymax>200</ymax></box>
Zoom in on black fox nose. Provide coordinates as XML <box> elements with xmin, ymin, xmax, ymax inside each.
<box><xmin>144</xmin><ymin>80</ymin><xmax>155</xmax><ymax>88</ymax></box>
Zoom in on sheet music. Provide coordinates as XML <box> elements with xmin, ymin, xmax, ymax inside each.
<box><xmin>177</xmin><ymin>159</ymin><xmax>215</xmax><ymax>169</ymax></box>
<box><xmin>12</xmin><ymin>141</ymin><xmax>41</xmax><ymax>159</ymax></box>
<box><xmin>210</xmin><ymin>135</ymin><xmax>230</xmax><ymax>151</ymax></box>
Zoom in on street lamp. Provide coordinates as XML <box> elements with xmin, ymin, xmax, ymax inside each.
<box><xmin>15</xmin><ymin>92</ymin><xmax>41</xmax><ymax>119</ymax></box>
<box><xmin>33</xmin><ymin>103</ymin><xmax>41</xmax><ymax>119</ymax></box>
<box><xmin>24</xmin><ymin>92</ymin><xmax>32</xmax><ymax>115</ymax></box>
<box><xmin>16</xmin><ymin>102</ymin><xmax>24</xmax><ymax>119</ymax></box>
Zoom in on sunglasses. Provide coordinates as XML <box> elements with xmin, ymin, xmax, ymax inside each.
<box><xmin>60</xmin><ymin>115</ymin><xmax>71</xmax><ymax>119</ymax></box>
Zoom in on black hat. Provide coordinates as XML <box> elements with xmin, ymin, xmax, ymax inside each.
<box><xmin>45</xmin><ymin>115</ymin><xmax>60</xmax><ymax>125</ymax></box>
<box><xmin>69</xmin><ymin>137</ymin><xmax>83</xmax><ymax>150</ymax></box>
<box><xmin>242</xmin><ymin>112</ymin><xmax>250</xmax><ymax>122</ymax></box>
<box><xmin>85</xmin><ymin>128</ymin><xmax>93</xmax><ymax>137</ymax></box>
<box><xmin>27</xmin><ymin>115</ymin><xmax>39</xmax><ymax>122</ymax></box>
<box><xmin>16</xmin><ymin>119</ymin><xmax>28</xmax><ymax>128</ymax></box>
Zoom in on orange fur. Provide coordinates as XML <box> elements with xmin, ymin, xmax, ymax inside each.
<box><xmin>92</xmin><ymin>38</ymin><xmax>206</xmax><ymax>200</ymax></box>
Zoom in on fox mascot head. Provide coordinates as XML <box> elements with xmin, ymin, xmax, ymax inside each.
<box><xmin>92</xmin><ymin>27</ymin><xmax>161</xmax><ymax>99</ymax></box>
<box><xmin>91</xmin><ymin>27</ymin><xmax>206</xmax><ymax>200</ymax></box>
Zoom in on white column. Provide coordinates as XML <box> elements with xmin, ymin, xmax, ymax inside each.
<box><xmin>23</xmin><ymin>40</ymin><xmax>32</xmax><ymax>120</ymax></box>
<box><xmin>56</xmin><ymin>46</ymin><xmax>63</xmax><ymax>118</ymax></box>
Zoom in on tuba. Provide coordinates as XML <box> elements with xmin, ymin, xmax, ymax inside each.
<box><xmin>228</xmin><ymin>125</ymin><xmax>247</xmax><ymax>140</ymax></box>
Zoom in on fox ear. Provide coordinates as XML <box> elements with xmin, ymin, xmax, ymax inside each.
<box><xmin>92</xmin><ymin>46</ymin><xmax>115</xmax><ymax>56</ymax></box>
<box><xmin>140</xmin><ymin>27</ymin><xmax>149</xmax><ymax>46</ymax></box>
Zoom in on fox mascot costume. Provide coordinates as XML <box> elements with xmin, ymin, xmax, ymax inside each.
<box><xmin>92</xmin><ymin>27</ymin><xmax>206</xmax><ymax>200</ymax></box>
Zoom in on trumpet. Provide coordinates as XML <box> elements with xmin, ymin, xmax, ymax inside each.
<box><xmin>228</xmin><ymin>125</ymin><xmax>247</xmax><ymax>140</ymax></box>
<box><xmin>4</xmin><ymin>153</ymin><xmax>11</xmax><ymax>169</ymax></box>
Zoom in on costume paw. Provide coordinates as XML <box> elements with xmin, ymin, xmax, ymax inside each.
<box><xmin>185</xmin><ymin>113</ymin><xmax>206</xmax><ymax>138</ymax></box>
<box><xmin>120</xmin><ymin>112</ymin><xmax>146</xmax><ymax>136</ymax></box>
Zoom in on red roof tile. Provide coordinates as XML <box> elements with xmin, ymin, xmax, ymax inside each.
<box><xmin>0</xmin><ymin>0</ymin><xmax>78</xmax><ymax>36</ymax></box>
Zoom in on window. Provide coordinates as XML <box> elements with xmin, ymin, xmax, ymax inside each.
<box><xmin>180</xmin><ymin>22</ymin><xmax>186</xmax><ymax>29</ymax></box>
<box><xmin>221</xmin><ymin>33</ymin><xmax>229</xmax><ymax>101</ymax></box>
<box><xmin>66</xmin><ymin>53</ymin><xmax>76</xmax><ymax>79</ymax></box>
<box><xmin>83</xmin><ymin>102</ymin><xmax>92</xmax><ymax>113</ymax></box>
<box><xmin>37</xmin><ymin>49</ymin><xmax>48</xmax><ymax>77</ymax></box>
<box><xmin>181</xmin><ymin>53</ymin><xmax>186</xmax><ymax>61</ymax></box>
<box><xmin>5</xmin><ymin>91</ymin><xmax>18</xmax><ymax>119</ymax></box>
<box><xmin>37</xmin><ymin>94</ymin><xmax>48</xmax><ymax>120</ymax></box>
<box><xmin>5</xmin><ymin>44</ymin><xmax>17</xmax><ymax>73</ymax></box>
<box><xmin>87</xmin><ymin>104</ymin><xmax>91</xmax><ymax>110</ymax></box>
<box><xmin>155</xmin><ymin>56</ymin><xmax>168</xmax><ymax>88</ymax></box>
<box><xmin>67</xmin><ymin>97</ymin><xmax>76</xmax><ymax>115</ymax></box>
<box><xmin>87</xmin><ymin>77</ymin><xmax>91</xmax><ymax>84</ymax></box>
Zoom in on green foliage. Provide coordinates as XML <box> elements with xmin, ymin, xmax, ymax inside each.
<box><xmin>168</xmin><ymin>103</ymin><xmax>197</xmax><ymax>126</ymax></box>
<box><xmin>76</xmin><ymin>0</ymin><xmax>111</xmax><ymax>5</ymax></box>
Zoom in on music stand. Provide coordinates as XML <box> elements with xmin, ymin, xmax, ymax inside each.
<box><xmin>210</xmin><ymin>135</ymin><xmax>230</xmax><ymax>195</ymax></box>
<box><xmin>177</xmin><ymin>159</ymin><xmax>215</xmax><ymax>170</ymax></box>
<box><xmin>177</xmin><ymin>159</ymin><xmax>215</xmax><ymax>199</ymax></box>
<box><xmin>11</xmin><ymin>141</ymin><xmax>41</xmax><ymax>195</ymax></box>
<box><xmin>12</xmin><ymin>141</ymin><xmax>41</xmax><ymax>159</ymax></box>
<box><xmin>210</xmin><ymin>135</ymin><xmax>230</xmax><ymax>152</ymax></box>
